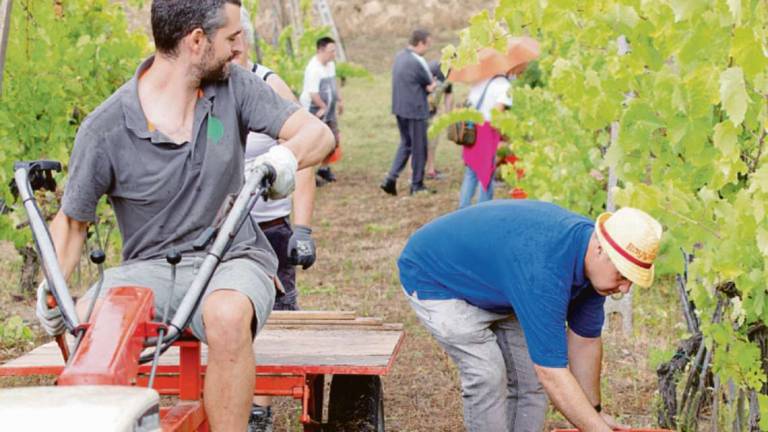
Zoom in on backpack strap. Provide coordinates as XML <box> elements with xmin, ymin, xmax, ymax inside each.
<box><xmin>475</xmin><ymin>74</ymin><xmax>508</xmax><ymax>111</ymax></box>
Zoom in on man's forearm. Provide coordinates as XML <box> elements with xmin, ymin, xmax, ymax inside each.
<box><xmin>292</xmin><ymin>167</ymin><xmax>316</xmax><ymax>226</ymax></box>
<box><xmin>310</xmin><ymin>93</ymin><xmax>327</xmax><ymax>110</ymax></box>
<box><xmin>568</xmin><ymin>330</ymin><xmax>603</xmax><ymax>405</ymax></box>
<box><xmin>279</xmin><ymin>110</ymin><xmax>336</xmax><ymax>169</ymax></box>
<box><xmin>49</xmin><ymin>210</ymin><xmax>88</xmax><ymax>281</ymax></box>
<box><xmin>535</xmin><ymin>366</ymin><xmax>610</xmax><ymax>431</ymax></box>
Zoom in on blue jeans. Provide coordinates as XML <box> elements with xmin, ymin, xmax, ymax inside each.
<box><xmin>459</xmin><ymin>166</ymin><xmax>494</xmax><ymax>209</ymax></box>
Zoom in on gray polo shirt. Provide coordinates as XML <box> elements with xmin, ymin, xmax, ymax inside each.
<box><xmin>62</xmin><ymin>56</ymin><xmax>299</xmax><ymax>273</ymax></box>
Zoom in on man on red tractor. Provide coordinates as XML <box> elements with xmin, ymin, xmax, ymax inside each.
<box><xmin>34</xmin><ymin>1</ymin><xmax>334</xmax><ymax>430</ymax></box>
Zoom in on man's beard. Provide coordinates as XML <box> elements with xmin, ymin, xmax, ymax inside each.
<box><xmin>197</xmin><ymin>45</ymin><xmax>231</xmax><ymax>84</ymax></box>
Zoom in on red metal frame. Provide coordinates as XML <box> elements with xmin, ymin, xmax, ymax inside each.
<box><xmin>58</xmin><ymin>286</ymin><xmax>157</xmax><ymax>386</ymax></box>
<box><xmin>0</xmin><ymin>286</ymin><xmax>405</xmax><ymax>431</ymax></box>
<box><xmin>160</xmin><ymin>403</ymin><xmax>208</xmax><ymax>432</ymax></box>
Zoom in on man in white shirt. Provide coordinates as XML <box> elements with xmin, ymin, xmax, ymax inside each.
<box><xmin>300</xmin><ymin>37</ymin><xmax>342</xmax><ymax>184</ymax></box>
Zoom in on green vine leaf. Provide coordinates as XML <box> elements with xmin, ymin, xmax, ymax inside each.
<box><xmin>719</xmin><ymin>67</ymin><xmax>748</xmax><ymax>126</ymax></box>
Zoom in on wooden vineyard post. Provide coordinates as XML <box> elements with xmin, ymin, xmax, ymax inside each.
<box><xmin>0</xmin><ymin>0</ymin><xmax>12</xmax><ymax>96</ymax></box>
<box><xmin>603</xmin><ymin>120</ymin><xmax>633</xmax><ymax>334</ymax></box>
<box><xmin>603</xmin><ymin>35</ymin><xmax>634</xmax><ymax>335</ymax></box>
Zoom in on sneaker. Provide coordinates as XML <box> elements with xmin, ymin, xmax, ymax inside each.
<box><xmin>410</xmin><ymin>184</ymin><xmax>436</xmax><ymax>195</ymax></box>
<box><xmin>379</xmin><ymin>178</ymin><xmax>397</xmax><ymax>196</ymax></box>
<box><xmin>317</xmin><ymin>167</ymin><xmax>337</xmax><ymax>182</ymax></box>
<box><xmin>247</xmin><ymin>404</ymin><xmax>273</xmax><ymax>432</ymax></box>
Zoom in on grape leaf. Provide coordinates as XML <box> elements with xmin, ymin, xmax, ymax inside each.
<box><xmin>719</xmin><ymin>67</ymin><xmax>748</xmax><ymax>126</ymax></box>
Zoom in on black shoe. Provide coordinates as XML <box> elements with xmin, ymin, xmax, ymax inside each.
<box><xmin>380</xmin><ymin>178</ymin><xmax>397</xmax><ymax>196</ymax></box>
<box><xmin>317</xmin><ymin>167</ymin><xmax>336</xmax><ymax>182</ymax></box>
<box><xmin>248</xmin><ymin>404</ymin><xmax>273</xmax><ymax>432</ymax></box>
<box><xmin>410</xmin><ymin>184</ymin><xmax>436</xmax><ymax>195</ymax></box>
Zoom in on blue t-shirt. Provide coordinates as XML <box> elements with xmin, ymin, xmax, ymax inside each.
<box><xmin>398</xmin><ymin>200</ymin><xmax>605</xmax><ymax>368</ymax></box>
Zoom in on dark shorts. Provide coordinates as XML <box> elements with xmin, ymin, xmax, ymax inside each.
<box><xmin>260</xmin><ymin>218</ymin><xmax>299</xmax><ymax>310</ymax></box>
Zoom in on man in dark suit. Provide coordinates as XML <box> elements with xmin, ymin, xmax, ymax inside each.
<box><xmin>380</xmin><ymin>29</ymin><xmax>437</xmax><ymax>195</ymax></box>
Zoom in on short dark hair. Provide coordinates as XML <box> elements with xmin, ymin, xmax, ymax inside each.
<box><xmin>151</xmin><ymin>0</ymin><xmax>242</xmax><ymax>56</ymax></box>
<box><xmin>409</xmin><ymin>29</ymin><xmax>430</xmax><ymax>47</ymax></box>
<box><xmin>316</xmin><ymin>36</ymin><xmax>336</xmax><ymax>51</ymax></box>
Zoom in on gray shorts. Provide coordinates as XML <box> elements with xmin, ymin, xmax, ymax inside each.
<box><xmin>82</xmin><ymin>256</ymin><xmax>275</xmax><ymax>343</ymax></box>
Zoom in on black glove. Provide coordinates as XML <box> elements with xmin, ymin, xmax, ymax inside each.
<box><xmin>287</xmin><ymin>225</ymin><xmax>316</xmax><ymax>269</ymax></box>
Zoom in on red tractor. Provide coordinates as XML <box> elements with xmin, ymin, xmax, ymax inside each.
<box><xmin>0</xmin><ymin>160</ymin><xmax>403</xmax><ymax>431</ymax></box>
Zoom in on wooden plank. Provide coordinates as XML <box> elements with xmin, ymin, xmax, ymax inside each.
<box><xmin>265</xmin><ymin>323</ymin><xmax>403</xmax><ymax>331</ymax></box>
<box><xmin>265</xmin><ymin>317</ymin><xmax>382</xmax><ymax>326</ymax></box>
<box><xmin>254</xmin><ymin>355</ymin><xmax>394</xmax><ymax>367</ymax></box>
<box><xmin>268</xmin><ymin>310</ymin><xmax>355</xmax><ymax>321</ymax></box>
<box><xmin>1</xmin><ymin>328</ymin><xmax>404</xmax><ymax>370</ymax></box>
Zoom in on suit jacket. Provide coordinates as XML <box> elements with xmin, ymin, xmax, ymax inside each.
<box><xmin>391</xmin><ymin>48</ymin><xmax>433</xmax><ymax>120</ymax></box>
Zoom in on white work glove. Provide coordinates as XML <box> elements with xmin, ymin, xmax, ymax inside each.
<box><xmin>245</xmin><ymin>145</ymin><xmax>298</xmax><ymax>200</ymax></box>
<box><xmin>35</xmin><ymin>280</ymin><xmax>66</xmax><ymax>336</ymax></box>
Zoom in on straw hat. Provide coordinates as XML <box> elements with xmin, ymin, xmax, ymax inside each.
<box><xmin>447</xmin><ymin>37</ymin><xmax>540</xmax><ymax>84</ymax></box>
<box><xmin>595</xmin><ymin>208</ymin><xmax>663</xmax><ymax>288</ymax></box>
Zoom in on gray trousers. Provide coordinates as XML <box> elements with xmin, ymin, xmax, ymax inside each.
<box><xmin>387</xmin><ymin>116</ymin><xmax>428</xmax><ymax>187</ymax></box>
<box><xmin>405</xmin><ymin>288</ymin><xmax>548</xmax><ymax>432</ymax></box>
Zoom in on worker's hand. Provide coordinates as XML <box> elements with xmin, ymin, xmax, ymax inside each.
<box><xmin>426</xmin><ymin>81</ymin><xmax>438</xmax><ymax>93</ymax></box>
<box><xmin>315</xmin><ymin>107</ymin><xmax>327</xmax><ymax>120</ymax></box>
<box><xmin>35</xmin><ymin>281</ymin><xmax>66</xmax><ymax>336</ymax></box>
<box><xmin>247</xmin><ymin>145</ymin><xmax>298</xmax><ymax>199</ymax></box>
<box><xmin>287</xmin><ymin>225</ymin><xmax>316</xmax><ymax>269</ymax></box>
<box><xmin>600</xmin><ymin>412</ymin><xmax>629</xmax><ymax>431</ymax></box>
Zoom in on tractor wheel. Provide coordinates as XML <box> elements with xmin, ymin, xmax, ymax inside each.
<box><xmin>326</xmin><ymin>375</ymin><xmax>385</xmax><ymax>431</ymax></box>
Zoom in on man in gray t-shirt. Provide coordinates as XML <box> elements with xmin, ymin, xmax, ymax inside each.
<box><xmin>36</xmin><ymin>1</ymin><xmax>334</xmax><ymax>430</ymax></box>
<box><xmin>380</xmin><ymin>29</ymin><xmax>437</xmax><ymax>196</ymax></box>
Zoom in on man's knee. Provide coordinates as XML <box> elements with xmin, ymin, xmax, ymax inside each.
<box><xmin>461</xmin><ymin>361</ymin><xmax>507</xmax><ymax>397</ymax></box>
<box><xmin>202</xmin><ymin>290</ymin><xmax>254</xmax><ymax>349</ymax></box>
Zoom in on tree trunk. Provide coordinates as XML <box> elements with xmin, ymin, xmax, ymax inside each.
<box><xmin>747</xmin><ymin>324</ymin><xmax>767</xmax><ymax>430</ymax></box>
<box><xmin>657</xmin><ymin>333</ymin><xmax>702</xmax><ymax>429</ymax></box>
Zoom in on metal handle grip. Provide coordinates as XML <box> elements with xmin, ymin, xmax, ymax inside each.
<box><xmin>14</xmin><ymin>167</ymin><xmax>80</xmax><ymax>332</ymax></box>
